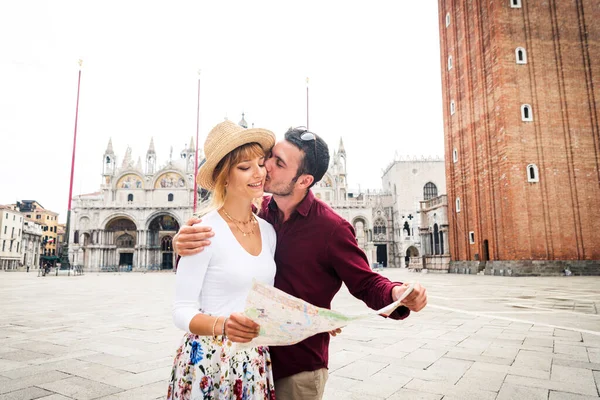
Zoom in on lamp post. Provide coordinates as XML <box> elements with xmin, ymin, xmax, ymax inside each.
<box><xmin>193</xmin><ymin>70</ymin><xmax>201</xmax><ymax>213</ymax></box>
<box><xmin>306</xmin><ymin>77</ymin><xmax>309</xmax><ymax>130</ymax></box>
<box><xmin>59</xmin><ymin>59</ymin><xmax>83</xmax><ymax>271</ymax></box>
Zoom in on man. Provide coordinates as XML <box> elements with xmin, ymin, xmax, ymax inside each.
<box><xmin>174</xmin><ymin>127</ymin><xmax>428</xmax><ymax>399</ymax></box>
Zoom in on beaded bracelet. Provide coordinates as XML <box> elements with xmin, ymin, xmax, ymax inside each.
<box><xmin>211</xmin><ymin>316</ymin><xmax>220</xmax><ymax>337</ymax></box>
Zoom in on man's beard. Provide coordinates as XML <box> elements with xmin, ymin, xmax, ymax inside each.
<box><xmin>265</xmin><ymin>177</ymin><xmax>295</xmax><ymax>197</ymax></box>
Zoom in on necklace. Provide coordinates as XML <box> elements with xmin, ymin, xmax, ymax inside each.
<box><xmin>220</xmin><ymin>208</ymin><xmax>257</xmax><ymax>237</ymax></box>
<box><xmin>221</xmin><ymin>208</ymin><xmax>256</xmax><ymax>225</ymax></box>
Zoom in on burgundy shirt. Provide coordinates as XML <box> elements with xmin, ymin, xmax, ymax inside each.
<box><xmin>259</xmin><ymin>191</ymin><xmax>409</xmax><ymax>381</ymax></box>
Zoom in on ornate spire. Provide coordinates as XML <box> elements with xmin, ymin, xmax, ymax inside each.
<box><xmin>135</xmin><ymin>157</ymin><xmax>142</xmax><ymax>171</ymax></box>
<box><xmin>238</xmin><ymin>112</ymin><xmax>248</xmax><ymax>129</ymax></box>
<box><xmin>147</xmin><ymin>137</ymin><xmax>156</xmax><ymax>154</ymax></box>
<box><xmin>122</xmin><ymin>146</ymin><xmax>133</xmax><ymax>168</ymax></box>
<box><xmin>189</xmin><ymin>136</ymin><xmax>195</xmax><ymax>151</ymax></box>
<box><xmin>338</xmin><ymin>137</ymin><xmax>346</xmax><ymax>154</ymax></box>
<box><xmin>105</xmin><ymin>138</ymin><xmax>114</xmax><ymax>155</ymax></box>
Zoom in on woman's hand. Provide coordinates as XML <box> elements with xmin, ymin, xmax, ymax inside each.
<box><xmin>224</xmin><ymin>313</ymin><xmax>261</xmax><ymax>343</ymax></box>
<box><xmin>329</xmin><ymin>328</ymin><xmax>342</xmax><ymax>337</ymax></box>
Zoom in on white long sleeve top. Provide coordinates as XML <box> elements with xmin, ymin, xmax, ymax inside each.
<box><xmin>172</xmin><ymin>210</ymin><xmax>277</xmax><ymax>332</ymax></box>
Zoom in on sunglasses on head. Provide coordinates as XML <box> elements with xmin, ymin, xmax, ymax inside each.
<box><xmin>296</xmin><ymin>127</ymin><xmax>317</xmax><ymax>162</ymax></box>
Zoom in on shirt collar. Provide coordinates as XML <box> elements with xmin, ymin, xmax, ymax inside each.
<box><xmin>267</xmin><ymin>190</ymin><xmax>315</xmax><ymax>217</ymax></box>
<box><xmin>295</xmin><ymin>190</ymin><xmax>315</xmax><ymax>217</ymax></box>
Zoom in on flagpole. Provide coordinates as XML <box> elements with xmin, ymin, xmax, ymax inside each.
<box><xmin>306</xmin><ymin>77</ymin><xmax>309</xmax><ymax>130</ymax></box>
<box><xmin>59</xmin><ymin>59</ymin><xmax>83</xmax><ymax>271</ymax></box>
<box><xmin>193</xmin><ymin>70</ymin><xmax>201</xmax><ymax>213</ymax></box>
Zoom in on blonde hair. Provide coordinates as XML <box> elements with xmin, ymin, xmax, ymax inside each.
<box><xmin>196</xmin><ymin>142</ymin><xmax>265</xmax><ymax>217</ymax></box>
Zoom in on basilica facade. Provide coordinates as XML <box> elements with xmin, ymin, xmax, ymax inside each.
<box><xmin>69</xmin><ymin>124</ymin><xmax>447</xmax><ymax>271</ymax></box>
<box><xmin>69</xmin><ymin>138</ymin><xmax>202</xmax><ymax>270</ymax></box>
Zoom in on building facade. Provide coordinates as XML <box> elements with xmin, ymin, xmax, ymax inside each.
<box><xmin>381</xmin><ymin>157</ymin><xmax>446</xmax><ymax>269</ymax></box>
<box><xmin>68</xmin><ymin>138</ymin><xmax>202</xmax><ymax>271</ymax></box>
<box><xmin>14</xmin><ymin>201</ymin><xmax>59</xmax><ymax>260</ymax></box>
<box><xmin>68</xmin><ymin>121</ymin><xmax>447</xmax><ymax>271</ymax></box>
<box><xmin>316</xmin><ymin>140</ymin><xmax>447</xmax><ymax>269</ymax></box>
<box><xmin>22</xmin><ymin>219</ymin><xmax>43</xmax><ymax>270</ymax></box>
<box><xmin>419</xmin><ymin>195</ymin><xmax>450</xmax><ymax>271</ymax></box>
<box><xmin>438</xmin><ymin>0</ymin><xmax>600</xmax><ymax>275</ymax></box>
<box><xmin>0</xmin><ymin>206</ymin><xmax>24</xmax><ymax>270</ymax></box>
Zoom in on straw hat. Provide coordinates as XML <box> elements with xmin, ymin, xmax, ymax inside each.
<box><xmin>196</xmin><ymin>120</ymin><xmax>275</xmax><ymax>190</ymax></box>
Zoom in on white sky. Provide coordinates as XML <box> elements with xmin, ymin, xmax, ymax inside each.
<box><xmin>0</xmin><ymin>1</ymin><xmax>444</xmax><ymax>223</ymax></box>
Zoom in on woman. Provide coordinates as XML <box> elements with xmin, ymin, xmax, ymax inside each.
<box><xmin>168</xmin><ymin>120</ymin><xmax>277</xmax><ymax>399</ymax></box>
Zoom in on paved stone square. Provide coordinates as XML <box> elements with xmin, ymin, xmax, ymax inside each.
<box><xmin>1</xmin><ymin>270</ymin><xmax>599</xmax><ymax>399</ymax></box>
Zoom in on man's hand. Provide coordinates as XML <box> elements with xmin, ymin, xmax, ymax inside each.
<box><xmin>393</xmin><ymin>282</ymin><xmax>427</xmax><ymax>312</ymax></box>
<box><xmin>173</xmin><ymin>217</ymin><xmax>214</xmax><ymax>256</ymax></box>
<box><xmin>225</xmin><ymin>313</ymin><xmax>261</xmax><ymax>343</ymax></box>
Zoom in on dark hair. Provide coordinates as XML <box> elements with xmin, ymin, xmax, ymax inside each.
<box><xmin>284</xmin><ymin>127</ymin><xmax>330</xmax><ymax>188</ymax></box>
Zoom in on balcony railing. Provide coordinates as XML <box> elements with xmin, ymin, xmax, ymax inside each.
<box><xmin>420</xmin><ymin>194</ymin><xmax>448</xmax><ymax>211</ymax></box>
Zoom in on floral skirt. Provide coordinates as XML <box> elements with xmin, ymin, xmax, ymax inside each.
<box><xmin>167</xmin><ymin>333</ymin><xmax>275</xmax><ymax>400</ymax></box>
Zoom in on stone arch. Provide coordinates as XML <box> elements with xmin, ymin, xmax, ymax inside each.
<box><xmin>81</xmin><ymin>232</ymin><xmax>91</xmax><ymax>246</ymax></box>
<box><xmin>147</xmin><ymin>212</ymin><xmax>180</xmax><ymax>270</ymax></box>
<box><xmin>79</xmin><ymin>216</ymin><xmax>90</xmax><ymax>230</ymax></box>
<box><xmin>101</xmin><ymin>213</ymin><xmax>138</xmax><ymax>231</ymax></box>
<box><xmin>116</xmin><ymin>233</ymin><xmax>135</xmax><ymax>248</ymax></box>
<box><xmin>351</xmin><ymin>215</ymin><xmax>370</xmax><ymax>231</ymax></box>
<box><xmin>351</xmin><ymin>216</ymin><xmax>369</xmax><ymax>246</ymax></box>
<box><xmin>145</xmin><ymin>211</ymin><xmax>182</xmax><ymax>231</ymax></box>
<box><xmin>406</xmin><ymin>246</ymin><xmax>419</xmax><ymax>257</ymax></box>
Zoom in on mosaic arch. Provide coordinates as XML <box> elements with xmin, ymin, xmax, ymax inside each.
<box><xmin>116</xmin><ymin>174</ymin><xmax>144</xmax><ymax>189</ymax></box>
<box><xmin>155</xmin><ymin>172</ymin><xmax>186</xmax><ymax>189</ymax></box>
<box><xmin>318</xmin><ymin>174</ymin><xmax>333</xmax><ymax>188</ymax></box>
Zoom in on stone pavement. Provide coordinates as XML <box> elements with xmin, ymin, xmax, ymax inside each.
<box><xmin>1</xmin><ymin>270</ymin><xmax>599</xmax><ymax>400</ymax></box>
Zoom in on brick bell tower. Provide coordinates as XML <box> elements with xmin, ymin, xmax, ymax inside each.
<box><xmin>438</xmin><ymin>0</ymin><xmax>600</xmax><ymax>275</ymax></box>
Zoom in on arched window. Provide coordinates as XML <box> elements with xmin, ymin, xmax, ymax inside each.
<box><xmin>74</xmin><ymin>230</ymin><xmax>79</xmax><ymax>244</ymax></box>
<box><xmin>453</xmin><ymin>148</ymin><xmax>458</xmax><ymax>163</ymax></box>
<box><xmin>448</xmin><ymin>55</ymin><xmax>453</xmax><ymax>71</ymax></box>
<box><xmin>511</xmin><ymin>0</ymin><xmax>522</xmax><ymax>8</ymax></box>
<box><xmin>516</xmin><ymin>47</ymin><xmax>527</xmax><ymax>64</ymax></box>
<box><xmin>521</xmin><ymin>104</ymin><xmax>533</xmax><ymax>121</ymax></box>
<box><xmin>445</xmin><ymin>13</ymin><xmax>451</xmax><ymax>27</ymax></box>
<box><xmin>374</xmin><ymin>219</ymin><xmax>386</xmax><ymax>235</ymax></box>
<box><xmin>116</xmin><ymin>234</ymin><xmax>134</xmax><ymax>248</ymax></box>
<box><xmin>127</xmin><ymin>194</ymin><xmax>134</xmax><ymax>202</ymax></box>
<box><xmin>423</xmin><ymin>182</ymin><xmax>438</xmax><ymax>200</ymax></box>
<box><xmin>168</xmin><ymin>193</ymin><xmax>174</xmax><ymax>202</ymax></box>
<box><xmin>456</xmin><ymin>197</ymin><xmax>461</xmax><ymax>212</ymax></box>
<box><xmin>106</xmin><ymin>156</ymin><xmax>111</xmax><ymax>164</ymax></box>
<box><xmin>527</xmin><ymin>163</ymin><xmax>539</xmax><ymax>183</ymax></box>
<box><xmin>450</xmin><ymin>100</ymin><xmax>456</xmax><ymax>115</ymax></box>
<box><xmin>161</xmin><ymin>236</ymin><xmax>173</xmax><ymax>252</ymax></box>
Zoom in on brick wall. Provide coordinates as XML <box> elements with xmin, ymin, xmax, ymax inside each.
<box><xmin>438</xmin><ymin>0</ymin><xmax>600</xmax><ymax>266</ymax></box>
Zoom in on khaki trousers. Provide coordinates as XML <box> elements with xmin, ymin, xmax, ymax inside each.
<box><xmin>274</xmin><ymin>368</ymin><xmax>329</xmax><ymax>400</ymax></box>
